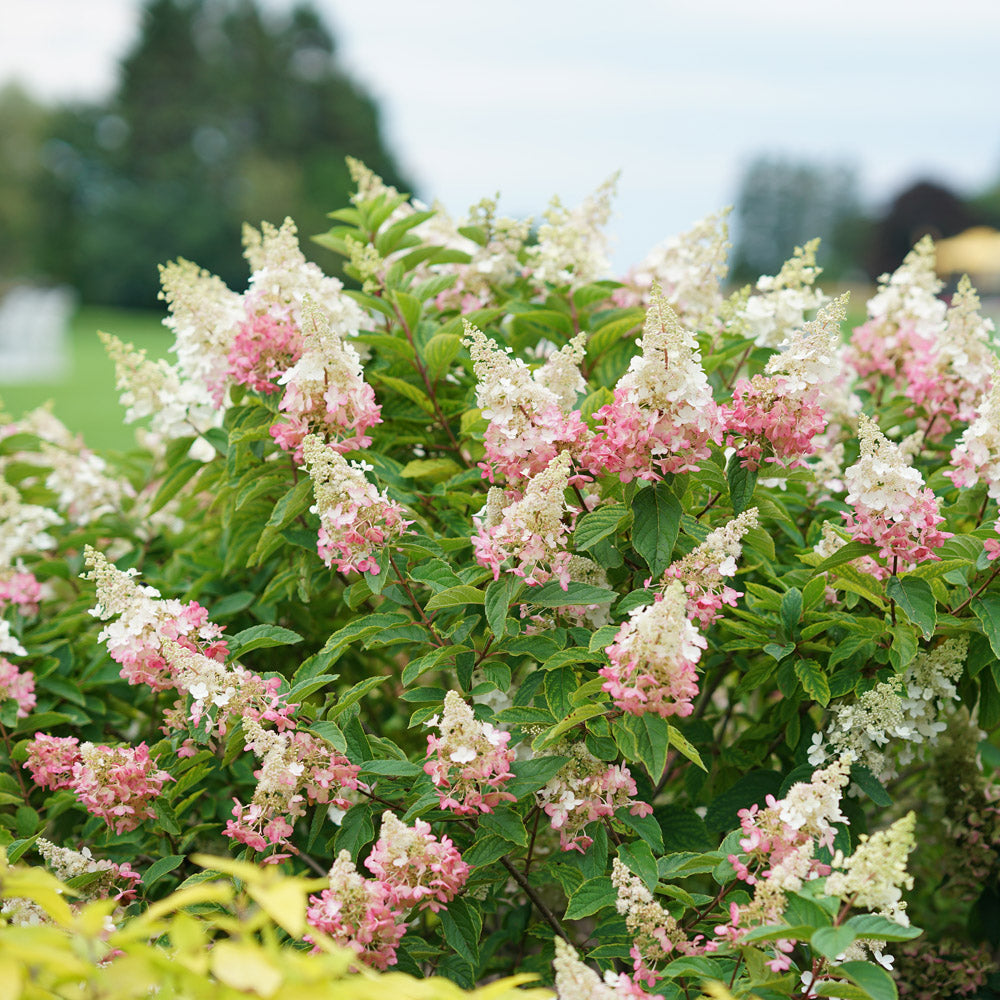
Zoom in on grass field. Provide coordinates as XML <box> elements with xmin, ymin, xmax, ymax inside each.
<box><xmin>0</xmin><ymin>307</ymin><xmax>172</xmax><ymax>452</ymax></box>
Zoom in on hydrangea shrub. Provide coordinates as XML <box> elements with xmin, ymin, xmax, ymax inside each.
<box><xmin>3</xmin><ymin>160</ymin><xmax>1000</xmax><ymax>998</ymax></box>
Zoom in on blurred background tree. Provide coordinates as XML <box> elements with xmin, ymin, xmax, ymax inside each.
<box><xmin>730</xmin><ymin>156</ymin><xmax>872</xmax><ymax>283</ymax></box>
<box><xmin>30</xmin><ymin>0</ymin><xmax>410</xmax><ymax>306</ymax></box>
<box><xmin>0</xmin><ymin>84</ymin><xmax>54</xmax><ymax>285</ymax></box>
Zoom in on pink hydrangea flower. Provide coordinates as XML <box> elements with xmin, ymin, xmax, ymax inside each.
<box><xmin>842</xmin><ymin>415</ymin><xmax>951</xmax><ymax>578</ymax></box>
<box><xmin>24</xmin><ymin>734</ymin><xmax>81</xmax><ymax>790</ymax></box>
<box><xmin>301</xmin><ymin>435</ymin><xmax>410</xmax><ymax>575</ymax></box>
<box><xmin>424</xmin><ymin>691</ymin><xmax>516</xmax><ymax>815</ymax></box>
<box><xmin>0</xmin><ymin>657</ymin><xmax>35</xmax><ymax>718</ymax></box>
<box><xmin>472</xmin><ymin>451</ymin><xmax>576</xmax><ymax>589</ymax></box>
<box><xmin>270</xmin><ymin>305</ymin><xmax>382</xmax><ymax>461</ymax></box>
<box><xmin>600</xmin><ymin>581</ymin><xmax>706</xmax><ymax>718</ymax></box>
<box><xmin>364</xmin><ymin>811</ymin><xmax>470</xmax><ymax>912</ymax></box>
<box><xmin>227</xmin><ymin>300</ymin><xmax>304</xmax><ymax>394</ymax></box>
<box><xmin>726</xmin><ymin>374</ymin><xmax>826</xmax><ymax>470</ymax></box>
<box><xmin>85</xmin><ymin>546</ymin><xmax>228</xmax><ymax>692</ymax></box>
<box><xmin>0</xmin><ymin>571</ymin><xmax>42</xmax><ymax>616</ymax></box>
<box><xmin>224</xmin><ymin>722</ymin><xmax>364</xmax><ymax>853</ymax></box>
<box><xmin>306</xmin><ymin>850</ymin><xmax>407</xmax><ymax>970</ymax></box>
<box><xmin>587</xmin><ymin>288</ymin><xmax>723</xmax><ymax>482</ymax></box>
<box><xmin>538</xmin><ymin>746</ymin><xmax>652</xmax><ymax>852</ymax></box>
<box><xmin>26</xmin><ymin>737</ymin><xmax>173</xmax><ymax>835</ymax></box>
<box><xmin>69</xmin><ymin>742</ymin><xmax>173</xmax><ymax>835</ymax></box>
<box><xmin>463</xmin><ymin>323</ymin><xmax>592</xmax><ymax>485</ymax></box>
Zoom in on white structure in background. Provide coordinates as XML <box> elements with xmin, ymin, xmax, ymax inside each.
<box><xmin>0</xmin><ymin>285</ymin><xmax>75</xmax><ymax>383</ymax></box>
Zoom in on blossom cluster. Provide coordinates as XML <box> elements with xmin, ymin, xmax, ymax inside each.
<box><xmin>463</xmin><ymin>322</ymin><xmax>591</xmax><ymax>484</ymax></box>
<box><xmin>307</xmin><ymin>812</ymin><xmax>469</xmax><ymax>968</ymax></box>
<box><xmin>601</xmin><ymin>581</ymin><xmax>706</xmax><ymax>718</ymax></box>
<box><xmin>663</xmin><ymin>508</ymin><xmax>759</xmax><ymax>627</ymax></box>
<box><xmin>301</xmin><ymin>434</ymin><xmax>410</xmax><ymax>575</ymax></box>
<box><xmin>842</xmin><ymin>414</ymin><xmax>951</xmax><ymax>576</ymax></box>
<box><xmin>24</xmin><ymin>736</ymin><xmax>172</xmax><ymax>835</ymax></box>
<box><xmin>224</xmin><ymin>719</ymin><xmax>364</xmax><ymax>853</ymax></box>
<box><xmin>589</xmin><ymin>288</ymin><xmax>724</xmax><ymax>481</ymax></box>
<box><xmin>536</xmin><ymin>743</ymin><xmax>652</xmax><ymax>852</ymax></box>
<box><xmin>472</xmin><ymin>451</ymin><xmax>577</xmax><ymax>589</ymax></box>
<box><xmin>424</xmin><ymin>691</ymin><xmax>516</xmax><ymax>815</ymax></box>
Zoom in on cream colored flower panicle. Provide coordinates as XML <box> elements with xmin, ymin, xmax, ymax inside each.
<box><xmin>99</xmin><ymin>331</ymin><xmax>219</xmax><ymax>447</ymax></box>
<box><xmin>826</xmin><ymin>812</ymin><xmax>917</xmax><ymax>925</ymax></box>
<box><xmin>745</xmin><ymin>238</ymin><xmax>827</xmax><ymax>348</ymax></box>
<box><xmin>243</xmin><ymin>218</ymin><xmax>364</xmax><ymax>339</ymax></box>
<box><xmin>949</xmin><ymin>359</ymin><xmax>1000</xmax><ymax>497</ymax></box>
<box><xmin>463</xmin><ymin>322</ymin><xmax>570</xmax><ymax>424</ymax></box>
<box><xmin>534</xmin><ymin>333</ymin><xmax>588</xmax><ymax>411</ymax></box>
<box><xmin>618</xmin><ymin>285</ymin><xmax>717</xmax><ymax>416</ymax></box>
<box><xmin>0</xmin><ymin>480</ymin><xmax>62</xmax><ymax>570</ymax></box>
<box><xmin>158</xmin><ymin>257</ymin><xmax>243</xmax><ymax>397</ymax></box>
<box><xmin>526</xmin><ymin>174</ymin><xmax>618</xmax><ymax>287</ymax></box>
<box><xmin>622</xmin><ymin>207</ymin><xmax>732</xmax><ymax>332</ymax></box>
<box><xmin>936</xmin><ymin>275</ymin><xmax>996</xmax><ymax>396</ymax></box>
<box><xmin>765</xmin><ymin>293</ymin><xmax>848</xmax><ymax>392</ymax></box>
<box><xmin>866</xmin><ymin>234</ymin><xmax>945</xmax><ymax>335</ymax></box>
<box><xmin>845</xmin><ymin>414</ymin><xmax>924</xmax><ymax>518</ymax></box>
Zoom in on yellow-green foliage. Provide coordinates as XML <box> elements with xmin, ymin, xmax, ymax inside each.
<box><xmin>0</xmin><ymin>850</ymin><xmax>553</xmax><ymax>1000</ymax></box>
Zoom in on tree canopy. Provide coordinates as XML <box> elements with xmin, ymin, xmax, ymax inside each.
<box><xmin>35</xmin><ymin>0</ymin><xmax>410</xmax><ymax>306</ymax></box>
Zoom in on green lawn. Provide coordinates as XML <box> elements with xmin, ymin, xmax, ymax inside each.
<box><xmin>0</xmin><ymin>307</ymin><xmax>172</xmax><ymax>452</ymax></box>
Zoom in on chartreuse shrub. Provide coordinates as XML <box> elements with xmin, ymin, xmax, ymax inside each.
<box><xmin>4</xmin><ymin>159</ymin><xmax>1000</xmax><ymax>999</ymax></box>
<box><xmin>0</xmin><ymin>847</ymin><xmax>548</xmax><ymax>1000</ymax></box>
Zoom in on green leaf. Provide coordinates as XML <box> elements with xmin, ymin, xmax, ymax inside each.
<box><xmin>781</xmin><ymin>588</ymin><xmax>803</xmax><ymax>633</ymax></box>
<box><xmin>150</xmin><ymin>456</ymin><xmax>204</xmax><ymax>513</ymax></box>
<box><xmin>485</xmin><ymin>576</ymin><xmax>524</xmax><ymax>638</ymax></box>
<box><xmin>811</xmin><ymin>925</ymin><xmax>857</xmax><ymax>961</ymax></box>
<box><xmin>480</xmin><ymin>806</ymin><xmax>528</xmax><ymax>847</ymax></box>
<box><xmin>462</xmin><ymin>834</ymin><xmax>510</xmax><ymax>868</ymax></box>
<box><xmin>143</xmin><ymin>855</ymin><xmax>186</xmax><ymax>891</ymax></box>
<box><xmin>228</xmin><ymin>625</ymin><xmax>304</xmax><ymax>658</ymax></box>
<box><xmin>504</xmin><ymin>756</ymin><xmax>570</xmax><ymax>799</ymax></box>
<box><xmin>886</xmin><ymin>576</ymin><xmax>936</xmax><ymax>640</ymax></box>
<box><xmin>266</xmin><ymin>478</ymin><xmax>313</xmax><ymax>530</ymax></box>
<box><xmin>544</xmin><ymin>666</ymin><xmax>576</xmax><ymax>719</ymax></box>
<box><xmin>764</xmin><ymin>643</ymin><xmax>795</xmax><ymax>662</ymax></box>
<box><xmin>400</xmin><ymin>458</ymin><xmax>462</xmax><ymax>482</ymax></box>
<box><xmin>400</xmin><ymin>648</ymin><xmax>452</xmax><ymax>686</ymax></box>
<box><xmin>574</xmin><ymin>505</ymin><xmax>628</xmax><ymax>551</ymax></box>
<box><xmin>424</xmin><ymin>585</ymin><xmax>486</xmax><ymax>611</ymax></box>
<box><xmin>667</xmin><ymin>725</ymin><xmax>706</xmax><ymax>771</ymax></box>
<box><xmin>423</xmin><ymin>333</ymin><xmax>462</xmax><ymax>380</ymax></box>
<box><xmin>533</xmin><ymin>704</ymin><xmax>608</xmax><ymax>750</ymax></box>
<box><xmin>726</xmin><ymin>452</ymin><xmax>757</xmax><ymax>516</ymax></box>
<box><xmin>888</xmin><ymin>623</ymin><xmax>918</xmax><ymax>672</ymax></box>
<box><xmin>850</xmin><ymin>764</ymin><xmax>892</xmax><ymax>807</ymax></box>
<box><xmin>527</xmin><ymin>581</ymin><xmax>617</xmax><ymax>607</ymax></box>
<box><xmin>438</xmin><ymin>898</ymin><xmax>481</xmax><ymax>969</ymax></box>
<box><xmin>335</xmin><ymin>803</ymin><xmax>375</xmax><ymax>861</ymax></box>
<box><xmin>326</xmin><ymin>675</ymin><xmax>390</xmax><ymax>720</ymax></box>
<box><xmin>845</xmin><ymin>914</ymin><xmax>922</xmax><ymax>942</ymax></box>
<box><xmin>631</xmin><ymin>484</ymin><xmax>681</xmax><ymax>578</ymax></box>
<box><xmin>810</xmin><ymin>540</ymin><xmax>880</xmax><ymax>576</ymax></box>
<box><xmin>973</xmin><ymin>594</ymin><xmax>1000</xmax><ymax>659</ymax></box>
<box><xmin>618</xmin><ymin>841</ymin><xmax>658</xmax><ymax>892</ymax></box>
<box><xmin>374</xmin><ymin>374</ymin><xmax>435</xmax><ymax>413</ymax></box>
<box><xmin>794</xmin><ymin>659</ymin><xmax>831</xmax><ymax>707</ymax></box>
<box><xmin>836</xmin><ymin>960</ymin><xmax>899</xmax><ymax>1000</ymax></box>
<box><xmin>565</xmin><ymin>877</ymin><xmax>617</xmax><ymax>919</ymax></box>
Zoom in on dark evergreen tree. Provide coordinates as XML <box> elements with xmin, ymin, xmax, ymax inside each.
<box><xmin>36</xmin><ymin>0</ymin><xmax>410</xmax><ymax>305</ymax></box>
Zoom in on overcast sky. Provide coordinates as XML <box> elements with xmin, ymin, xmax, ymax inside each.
<box><xmin>5</xmin><ymin>0</ymin><xmax>1000</xmax><ymax>269</ymax></box>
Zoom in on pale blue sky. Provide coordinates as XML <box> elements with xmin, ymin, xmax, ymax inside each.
<box><xmin>6</xmin><ymin>0</ymin><xmax>1000</xmax><ymax>269</ymax></box>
